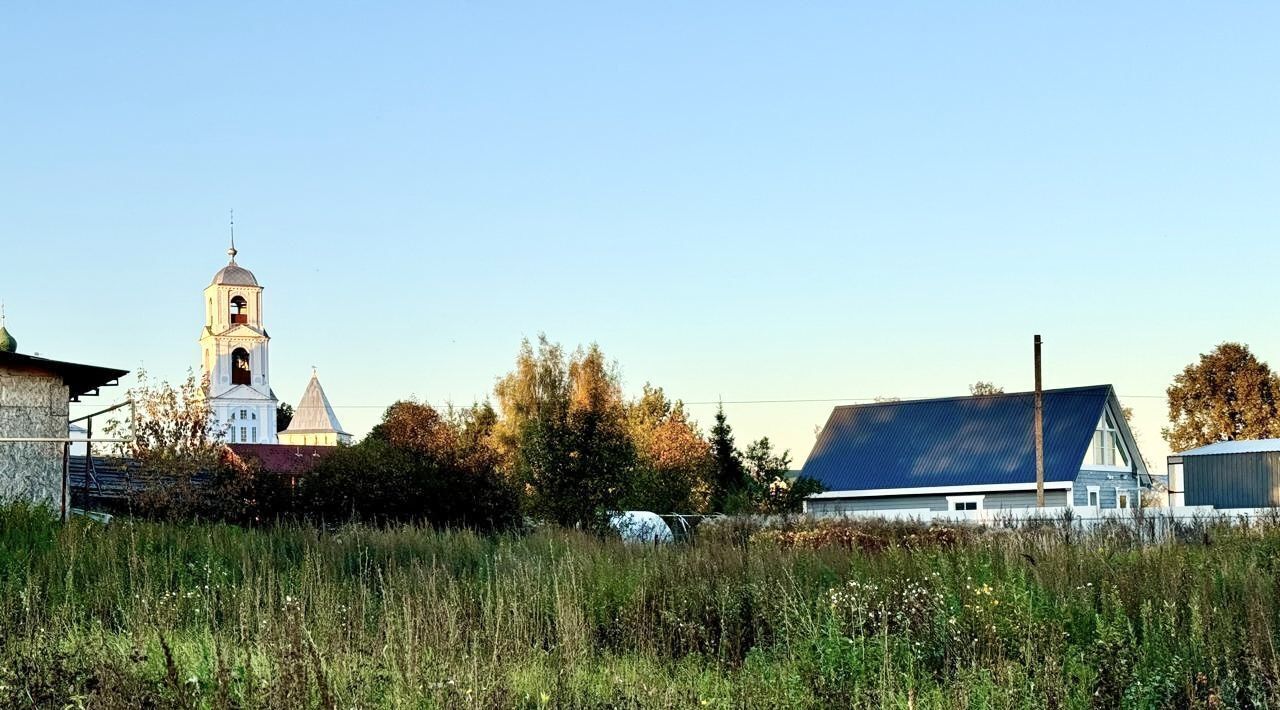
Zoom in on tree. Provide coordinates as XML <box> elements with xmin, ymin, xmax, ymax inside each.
<box><xmin>493</xmin><ymin>336</ymin><xmax>634</xmax><ymax>528</ymax></box>
<box><xmin>622</xmin><ymin>385</ymin><xmax>714</xmax><ymax>513</ymax></box>
<box><xmin>1163</xmin><ymin>342</ymin><xmax>1280</xmax><ymax>452</ymax></box>
<box><xmin>708</xmin><ymin>404</ymin><xmax>749</xmax><ymax>512</ymax></box>
<box><xmin>304</xmin><ymin>399</ymin><xmax>521</xmax><ymax>531</ymax></box>
<box><xmin>741</xmin><ymin>437</ymin><xmax>825</xmax><ymax>514</ymax></box>
<box><xmin>105</xmin><ymin>369</ymin><xmax>274</xmax><ymax>522</ymax></box>
<box><xmin>276</xmin><ymin>402</ymin><xmax>294</xmax><ymax>432</ymax></box>
<box><xmin>969</xmin><ymin>381</ymin><xmax>1004</xmax><ymax>396</ymax></box>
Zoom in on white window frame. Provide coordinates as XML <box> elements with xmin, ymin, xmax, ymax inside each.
<box><xmin>1087</xmin><ymin>486</ymin><xmax>1100</xmax><ymax>508</ymax></box>
<box><xmin>1085</xmin><ymin>406</ymin><xmax>1132</xmax><ymax>471</ymax></box>
<box><xmin>946</xmin><ymin>494</ymin><xmax>985</xmax><ymax>512</ymax></box>
<box><xmin>1116</xmin><ymin>489</ymin><xmax>1132</xmax><ymax>510</ymax></box>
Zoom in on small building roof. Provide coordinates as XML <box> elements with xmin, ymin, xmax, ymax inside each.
<box><xmin>0</xmin><ymin>351</ymin><xmax>128</xmax><ymax>400</ymax></box>
<box><xmin>282</xmin><ymin>371</ymin><xmax>349</xmax><ymax>435</ymax></box>
<box><xmin>228</xmin><ymin>444</ymin><xmax>338</xmax><ymax>474</ymax></box>
<box><xmin>801</xmin><ymin>385</ymin><xmax>1144</xmax><ymax>492</ymax></box>
<box><xmin>1176</xmin><ymin>439</ymin><xmax>1280</xmax><ymax>457</ymax></box>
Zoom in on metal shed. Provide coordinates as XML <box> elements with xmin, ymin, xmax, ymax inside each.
<box><xmin>1168</xmin><ymin>440</ymin><xmax>1280</xmax><ymax>509</ymax></box>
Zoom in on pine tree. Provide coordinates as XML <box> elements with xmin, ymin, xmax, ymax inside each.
<box><xmin>709</xmin><ymin>404</ymin><xmax>747</xmax><ymax>512</ymax></box>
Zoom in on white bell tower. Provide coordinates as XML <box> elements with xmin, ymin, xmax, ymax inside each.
<box><xmin>199</xmin><ymin>225</ymin><xmax>278</xmax><ymax>444</ymax></box>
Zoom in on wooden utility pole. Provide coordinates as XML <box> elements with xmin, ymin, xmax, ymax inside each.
<box><xmin>1034</xmin><ymin>334</ymin><xmax>1045</xmax><ymax>507</ymax></box>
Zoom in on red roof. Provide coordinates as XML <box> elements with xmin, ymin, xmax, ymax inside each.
<box><xmin>228</xmin><ymin>444</ymin><xmax>338</xmax><ymax>474</ymax></box>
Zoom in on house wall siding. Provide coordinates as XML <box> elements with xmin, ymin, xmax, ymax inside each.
<box><xmin>810</xmin><ymin>490</ymin><xmax>1067</xmax><ymax>515</ymax></box>
<box><xmin>1184</xmin><ymin>452</ymin><xmax>1280</xmax><ymax>508</ymax></box>
<box><xmin>0</xmin><ymin>367</ymin><xmax>68</xmax><ymax>510</ymax></box>
<box><xmin>1072</xmin><ymin>467</ymin><xmax>1142</xmax><ymax>509</ymax></box>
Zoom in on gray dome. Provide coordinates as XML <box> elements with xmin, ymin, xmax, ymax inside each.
<box><xmin>212</xmin><ymin>261</ymin><xmax>259</xmax><ymax>286</ymax></box>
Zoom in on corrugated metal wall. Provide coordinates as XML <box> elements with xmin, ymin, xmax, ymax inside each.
<box><xmin>1185</xmin><ymin>452</ymin><xmax>1280</xmax><ymax>508</ymax></box>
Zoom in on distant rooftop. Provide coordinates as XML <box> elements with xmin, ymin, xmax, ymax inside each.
<box><xmin>1177</xmin><ymin>439</ymin><xmax>1280</xmax><ymax>457</ymax></box>
<box><xmin>283</xmin><ymin>371</ymin><xmax>348</xmax><ymax>435</ymax></box>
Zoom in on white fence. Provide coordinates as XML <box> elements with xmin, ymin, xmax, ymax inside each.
<box><xmin>811</xmin><ymin>505</ymin><xmax>1280</xmax><ymax>532</ymax></box>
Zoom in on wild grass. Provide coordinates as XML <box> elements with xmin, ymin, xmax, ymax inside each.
<box><xmin>1</xmin><ymin>506</ymin><xmax>1277</xmax><ymax>708</ymax></box>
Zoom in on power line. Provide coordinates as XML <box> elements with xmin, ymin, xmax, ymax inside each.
<box><xmin>69</xmin><ymin>392</ymin><xmax>1172</xmax><ymax>410</ymax></box>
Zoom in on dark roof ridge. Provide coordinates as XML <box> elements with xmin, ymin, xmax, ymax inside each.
<box><xmin>831</xmin><ymin>384</ymin><xmax>1113</xmax><ymax>411</ymax></box>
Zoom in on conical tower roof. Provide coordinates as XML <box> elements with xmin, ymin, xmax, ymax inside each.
<box><xmin>283</xmin><ymin>370</ymin><xmax>348</xmax><ymax>435</ymax></box>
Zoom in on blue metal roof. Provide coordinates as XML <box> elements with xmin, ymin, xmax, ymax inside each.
<box><xmin>801</xmin><ymin>385</ymin><xmax>1114</xmax><ymax>491</ymax></box>
<box><xmin>1177</xmin><ymin>439</ymin><xmax>1280</xmax><ymax>456</ymax></box>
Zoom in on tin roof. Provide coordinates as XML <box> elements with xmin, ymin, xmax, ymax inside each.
<box><xmin>801</xmin><ymin>385</ymin><xmax>1124</xmax><ymax>491</ymax></box>
<box><xmin>1177</xmin><ymin>439</ymin><xmax>1280</xmax><ymax>457</ymax></box>
<box><xmin>211</xmin><ymin>261</ymin><xmax>259</xmax><ymax>287</ymax></box>
<box><xmin>0</xmin><ymin>351</ymin><xmax>129</xmax><ymax>400</ymax></box>
<box><xmin>228</xmin><ymin>444</ymin><xmax>338</xmax><ymax>474</ymax></box>
<box><xmin>282</xmin><ymin>371</ymin><xmax>348</xmax><ymax>436</ymax></box>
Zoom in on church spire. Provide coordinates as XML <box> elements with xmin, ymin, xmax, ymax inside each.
<box><xmin>227</xmin><ymin>209</ymin><xmax>238</xmax><ymax>262</ymax></box>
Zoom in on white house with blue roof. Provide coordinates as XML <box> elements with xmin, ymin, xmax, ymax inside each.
<box><xmin>802</xmin><ymin>385</ymin><xmax>1151</xmax><ymax>515</ymax></box>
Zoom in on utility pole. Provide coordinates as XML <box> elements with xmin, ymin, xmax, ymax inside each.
<box><xmin>1034</xmin><ymin>334</ymin><xmax>1045</xmax><ymax>507</ymax></box>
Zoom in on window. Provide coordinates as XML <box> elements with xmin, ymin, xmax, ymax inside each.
<box><xmin>240</xmin><ymin>426</ymin><xmax>247</xmax><ymax>442</ymax></box>
<box><xmin>1117</xmin><ymin>491</ymin><xmax>1131</xmax><ymax>510</ymax></box>
<box><xmin>251</xmin><ymin>427</ymin><xmax>257</xmax><ymax>443</ymax></box>
<box><xmin>230</xmin><ymin>296</ymin><xmax>248</xmax><ymax>324</ymax></box>
<box><xmin>946</xmin><ymin>495</ymin><xmax>984</xmax><ymax>512</ymax></box>
<box><xmin>228</xmin><ymin>427</ymin><xmax>235</xmax><ymax>443</ymax></box>
<box><xmin>232</xmin><ymin>348</ymin><xmax>251</xmax><ymax>385</ymax></box>
<box><xmin>1089</xmin><ymin>408</ymin><xmax>1131</xmax><ymax>467</ymax></box>
<box><xmin>240</xmin><ymin>409</ymin><xmax>248</xmax><ymax>419</ymax></box>
<box><xmin>1087</xmin><ymin>487</ymin><xmax>1100</xmax><ymax>507</ymax></box>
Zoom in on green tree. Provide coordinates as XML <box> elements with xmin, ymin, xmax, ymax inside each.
<box><xmin>744</xmin><ymin>437</ymin><xmax>789</xmax><ymax>486</ymax></box>
<box><xmin>276</xmin><ymin>402</ymin><xmax>294</xmax><ymax>432</ymax></box>
<box><xmin>709</xmin><ymin>404</ymin><xmax>749</xmax><ymax>512</ymax></box>
<box><xmin>741</xmin><ymin>437</ymin><xmax>825</xmax><ymax>513</ymax></box>
<box><xmin>969</xmin><ymin>381</ymin><xmax>1004</xmax><ymax>396</ymax></box>
<box><xmin>106</xmin><ymin>369</ymin><xmax>274</xmax><ymax>522</ymax></box>
<box><xmin>1163</xmin><ymin>342</ymin><xmax>1280</xmax><ymax>452</ymax></box>
<box><xmin>494</xmin><ymin>336</ymin><xmax>634</xmax><ymax>528</ymax></box>
<box><xmin>622</xmin><ymin>384</ymin><xmax>714</xmax><ymax>513</ymax></box>
<box><xmin>305</xmin><ymin>399</ymin><xmax>520</xmax><ymax>530</ymax></box>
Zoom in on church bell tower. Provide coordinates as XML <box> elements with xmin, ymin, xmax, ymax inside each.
<box><xmin>199</xmin><ymin>229</ymin><xmax>278</xmax><ymax>444</ymax></box>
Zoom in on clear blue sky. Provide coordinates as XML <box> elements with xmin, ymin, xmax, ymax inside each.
<box><xmin>3</xmin><ymin>3</ymin><xmax>1278</xmax><ymax>472</ymax></box>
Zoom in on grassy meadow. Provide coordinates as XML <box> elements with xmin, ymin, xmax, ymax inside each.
<box><xmin>2</xmin><ymin>507</ymin><xmax>1279</xmax><ymax>708</ymax></box>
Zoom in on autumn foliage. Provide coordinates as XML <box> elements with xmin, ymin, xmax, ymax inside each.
<box><xmin>1164</xmin><ymin>342</ymin><xmax>1280</xmax><ymax>451</ymax></box>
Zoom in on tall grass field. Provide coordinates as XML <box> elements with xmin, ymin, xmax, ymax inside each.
<box><xmin>1</xmin><ymin>506</ymin><xmax>1277</xmax><ymax>708</ymax></box>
